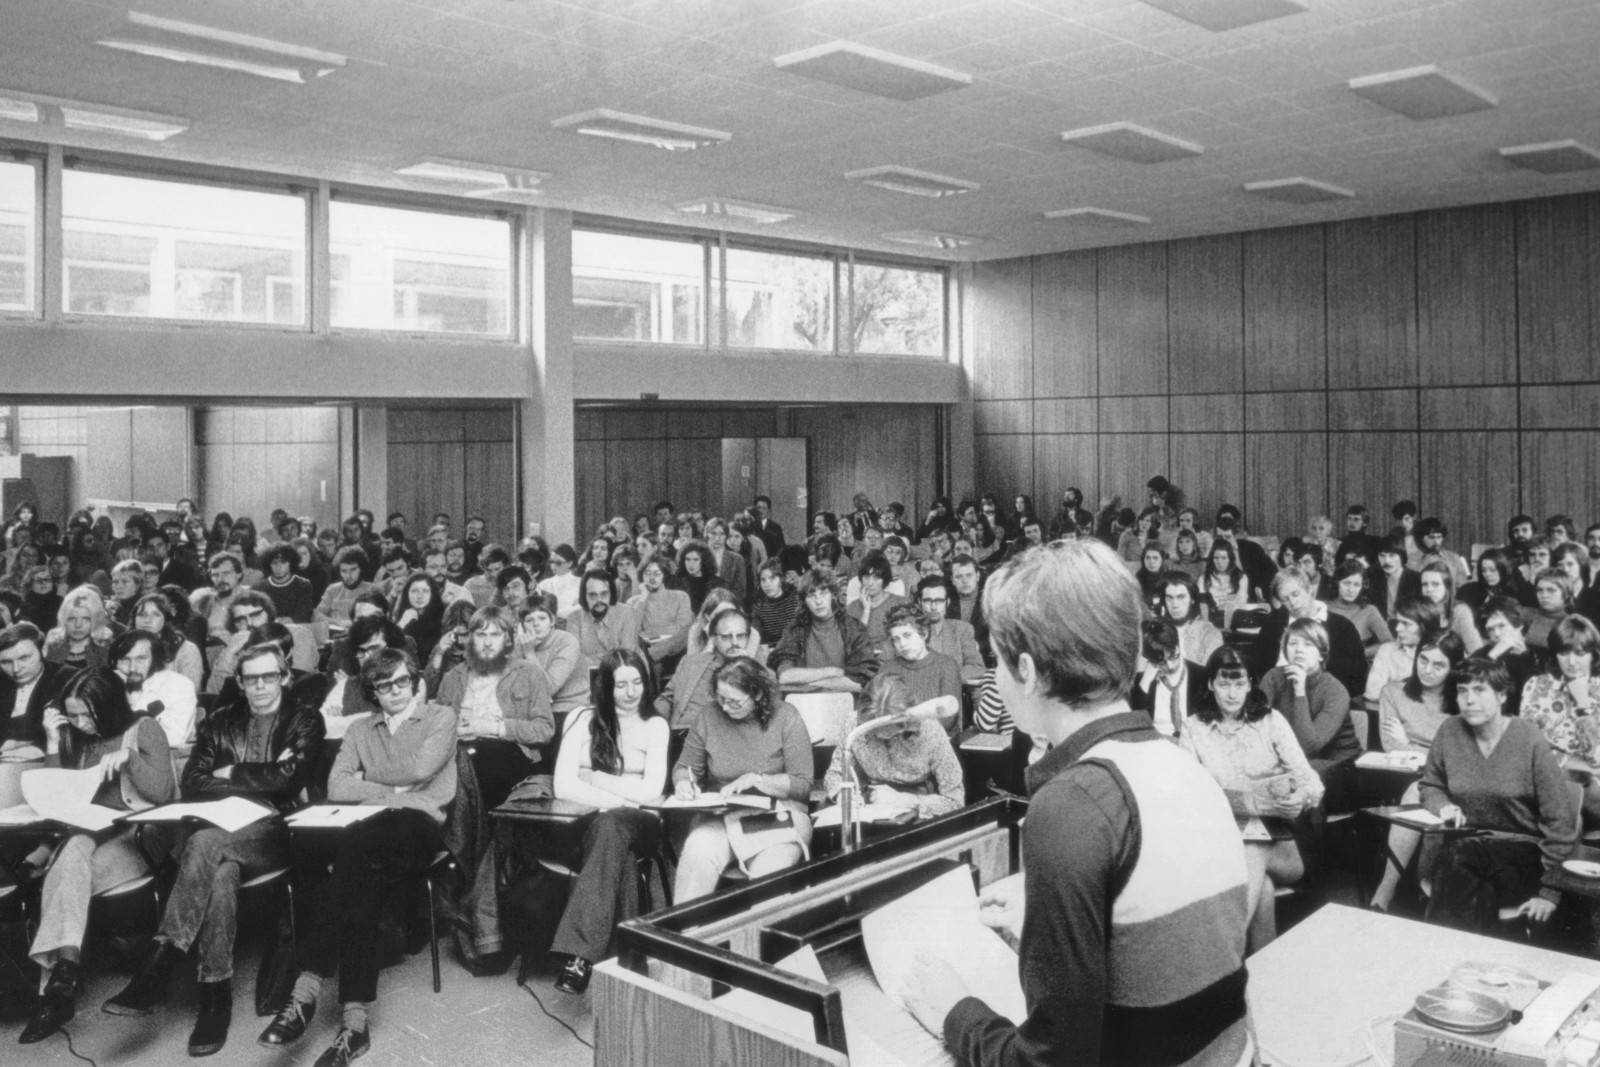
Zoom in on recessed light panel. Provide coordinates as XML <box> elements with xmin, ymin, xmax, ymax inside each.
<box><xmin>1140</xmin><ymin>0</ymin><xmax>1307</xmax><ymax>32</ymax></box>
<box><xmin>1043</xmin><ymin>208</ymin><xmax>1152</xmax><ymax>226</ymax></box>
<box><xmin>1499</xmin><ymin>140</ymin><xmax>1600</xmax><ymax>174</ymax></box>
<box><xmin>881</xmin><ymin>230</ymin><xmax>980</xmax><ymax>249</ymax></box>
<box><xmin>844</xmin><ymin>166</ymin><xmax>979</xmax><ymax>198</ymax></box>
<box><xmin>677</xmin><ymin>199</ymin><xmax>796</xmax><ymax>224</ymax></box>
<box><xmin>0</xmin><ymin>97</ymin><xmax>40</xmax><ymax>124</ymax></box>
<box><xmin>396</xmin><ymin>158</ymin><xmax>549</xmax><ymax>189</ymax></box>
<box><xmin>1244</xmin><ymin>177</ymin><xmax>1355</xmax><ymax>203</ymax></box>
<box><xmin>1348</xmin><ymin>66</ymin><xmax>1497</xmax><ymax>120</ymax></box>
<box><xmin>1060</xmin><ymin>122</ymin><xmax>1203</xmax><ymax>164</ymax></box>
<box><xmin>773</xmin><ymin>42</ymin><xmax>972</xmax><ymax>101</ymax></box>
<box><xmin>98</xmin><ymin>11</ymin><xmax>346</xmax><ymax>84</ymax></box>
<box><xmin>0</xmin><ymin>89</ymin><xmax>188</xmax><ymax>140</ymax></box>
<box><xmin>552</xmin><ymin>109</ymin><xmax>731</xmax><ymax>151</ymax></box>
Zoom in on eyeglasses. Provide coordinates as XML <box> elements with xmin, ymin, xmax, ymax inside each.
<box><xmin>717</xmin><ymin>693</ymin><xmax>751</xmax><ymax>711</ymax></box>
<box><xmin>373</xmin><ymin>675</ymin><xmax>414</xmax><ymax>696</ymax></box>
<box><xmin>241</xmin><ymin>671</ymin><xmax>282</xmax><ymax>687</ymax></box>
<box><xmin>920</xmin><ymin>597</ymin><xmax>948</xmax><ymax>607</ymax></box>
<box><xmin>714</xmin><ymin>630</ymin><xmax>750</xmax><ymax>643</ymax></box>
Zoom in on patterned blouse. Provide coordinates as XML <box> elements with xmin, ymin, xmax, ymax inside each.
<box><xmin>1522</xmin><ymin>673</ymin><xmax>1600</xmax><ymax>766</ymax></box>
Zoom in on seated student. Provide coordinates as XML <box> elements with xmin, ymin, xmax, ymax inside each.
<box><xmin>902</xmin><ymin>538</ymin><xmax>1252</xmax><ymax>1064</ymax></box>
<box><xmin>253</xmin><ymin>543</ymin><xmax>315</xmax><ymax>623</ymax></box>
<box><xmin>563</xmin><ymin>569</ymin><xmax>643</xmax><ymax>666</ymax></box>
<box><xmin>133</xmin><ymin>591</ymin><xmax>204</xmax><ymax>690</ymax></box>
<box><xmin>393</xmin><ymin>571</ymin><xmax>445</xmax><ymax>665</ymax></box>
<box><xmin>749</xmin><ymin>559</ymin><xmax>799</xmax><ymax>647</ymax></box>
<box><xmin>492</xmin><ymin>564</ymin><xmax>534</xmax><ymax>616</ymax></box>
<box><xmin>517</xmin><ymin>595</ymin><xmax>589</xmax><ymax>717</ymax></box>
<box><xmin>536</xmin><ymin>544</ymin><xmax>581</xmax><ymax>618</ymax></box>
<box><xmin>423</xmin><ymin>597</ymin><xmax>475</xmax><ymax>697</ymax></box>
<box><xmin>632</xmin><ymin>557</ymin><xmax>694</xmax><ymax>665</ymax></box>
<box><xmin>823</xmin><ymin>675</ymin><xmax>963</xmax><ymax>821</ymax></box>
<box><xmin>541</xmin><ymin>648</ymin><xmax>670</xmax><ymax>994</ymax></box>
<box><xmin>103</xmin><ymin>644</ymin><xmax>324</xmax><ymax>1057</ymax></box>
<box><xmin>1368</xmin><ymin>632</ymin><xmax>1466</xmax><ymax>913</ymax></box>
<box><xmin>0</xmin><ymin>622</ymin><xmax>70</xmax><ymax>765</ymax></box>
<box><xmin>1250</xmin><ymin>568</ymin><xmax>1368</xmax><ymax>699</ymax></box>
<box><xmin>670</xmin><ymin>657</ymin><xmax>813</xmax><ymax>902</ymax></box>
<box><xmin>462</xmin><ymin>544</ymin><xmax>508</xmax><ymax>608</ymax></box>
<box><xmin>437</xmin><ymin>605</ymin><xmax>554</xmax><ymax>964</ymax></box>
<box><xmin>1527</xmin><ymin>567</ymin><xmax>1576</xmax><ymax>650</ymax></box>
<box><xmin>1324</xmin><ymin>558</ymin><xmax>1392</xmax><ymax>655</ymax></box>
<box><xmin>1520</xmin><ymin>536</ymin><xmax>1555</xmax><ymax>591</ymax></box>
<box><xmin>319</xmin><ymin>615</ymin><xmax>408</xmax><ymax>736</ymax></box>
<box><xmin>916</xmin><ymin>576</ymin><xmax>985</xmax><ymax>684</ymax></box>
<box><xmin>259</xmin><ymin>649</ymin><xmax>456</xmax><ymax>1067</ymax></box>
<box><xmin>1521</xmin><ymin>615</ymin><xmax>1600</xmax><ymax>821</ymax></box>
<box><xmin>107</xmin><ymin>559</ymin><xmax>144</xmax><ymax>629</ymax></box>
<box><xmin>19</xmin><ymin>669</ymin><xmax>176</xmax><ymax>1044</ymax></box>
<box><xmin>45</xmin><ymin>585</ymin><xmax>119</xmax><ymax>672</ymax></box>
<box><xmin>846</xmin><ymin>551</ymin><xmax>910</xmax><ymax>661</ymax></box>
<box><xmin>771</xmin><ymin>569</ymin><xmax>878</xmax><ymax>694</ymax></box>
<box><xmin>685</xmin><ymin>588</ymin><xmax>754</xmax><ymax>660</ymax></box>
<box><xmin>1129</xmin><ymin>618</ymin><xmax>1207</xmax><ymax>737</ymax></box>
<box><xmin>1459</xmin><ymin>548</ymin><xmax>1527</xmax><ymax>614</ymax></box>
<box><xmin>1420</xmin><ymin>560</ymin><xmax>1484</xmax><ymax>656</ymax></box>
<box><xmin>657</xmin><ymin>606</ymin><xmax>758</xmax><ymax>732</ymax></box>
<box><xmin>1161</xmin><ymin>569</ymin><xmax>1223</xmax><ymax>668</ymax></box>
<box><xmin>110</xmin><ymin>629</ymin><xmax>197</xmax><ymax>748</ymax></box>
<box><xmin>1553</xmin><ymin>542</ymin><xmax>1600</xmax><ymax>630</ymax></box>
<box><xmin>1180</xmin><ymin>647</ymin><xmax>1323</xmax><ymax>952</ymax></box>
<box><xmin>1421</xmin><ymin>656</ymin><xmax>1575</xmax><ymax>936</ymax></box>
<box><xmin>873</xmin><ymin>603</ymin><xmax>962</xmax><ymax>731</ymax></box>
<box><xmin>1200</xmin><ymin>539</ymin><xmax>1251</xmax><ymax>629</ymax></box>
<box><xmin>205</xmin><ymin>589</ymin><xmax>280</xmax><ymax>694</ymax></box>
<box><xmin>1368</xmin><ymin>535</ymin><xmax>1423</xmax><ymax>620</ymax></box>
<box><xmin>882</xmin><ymin>535</ymin><xmax>920</xmax><ymax>595</ymax></box>
<box><xmin>1259</xmin><ymin>617</ymin><xmax>1361</xmax><ymax>813</ymax></box>
<box><xmin>1364</xmin><ymin>596</ymin><xmax>1442</xmax><ymax>704</ymax></box>
<box><xmin>1478</xmin><ymin>595</ymin><xmax>1543</xmax><ymax>714</ymax></box>
<box><xmin>313</xmin><ymin>547</ymin><xmax>379</xmax><ymax>628</ymax></box>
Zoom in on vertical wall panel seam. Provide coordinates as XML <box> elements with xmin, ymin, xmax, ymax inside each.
<box><xmin>1323</xmin><ymin>223</ymin><xmax>1331</xmax><ymax>519</ymax></box>
<box><xmin>1513</xmin><ymin>206</ymin><xmax>1524</xmax><ymax>518</ymax></box>
<box><xmin>1414</xmin><ymin>215</ymin><xmax>1423</xmax><ymax>505</ymax></box>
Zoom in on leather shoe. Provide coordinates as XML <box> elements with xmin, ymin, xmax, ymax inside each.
<box><xmin>187</xmin><ymin>980</ymin><xmax>232</xmax><ymax>1057</ymax></box>
<box><xmin>554</xmin><ymin>956</ymin><xmax>592</xmax><ymax>995</ymax></box>
<box><xmin>313</xmin><ymin>1025</ymin><xmax>370</xmax><ymax>1067</ymax></box>
<box><xmin>19</xmin><ymin>961</ymin><xmax>82</xmax><ymax>1044</ymax></box>
<box><xmin>258</xmin><ymin>996</ymin><xmax>316</xmax><ymax>1047</ymax></box>
<box><xmin>104</xmin><ymin>940</ymin><xmax>182</xmax><ymax>1016</ymax></box>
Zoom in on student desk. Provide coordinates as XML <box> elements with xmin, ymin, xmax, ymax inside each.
<box><xmin>591</xmin><ymin>796</ymin><xmax>1023</xmax><ymax>1067</ymax></box>
<box><xmin>1247</xmin><ymin>904</ymin><xmax>1600</xmax><ymax>1067</ymax></box>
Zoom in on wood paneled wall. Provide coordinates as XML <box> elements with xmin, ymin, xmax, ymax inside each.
<box><xmin>574</xmin><ymin>404</ymin><xmax>941</xmax><ymax>540</ymax></box>
<box><xmin>197</xmin><ymin>406</ymin><xmax>340</xmax><ymax>527</ymax></box>
<box><xmin>387</xmin><ymin>407</ymin><xmax>517</xmax><ymax>545</ymax></box>
<box><xmin>971</xmin><ymin>191</ymin><xmax>1600</xmax><ymax>550</ymax></box>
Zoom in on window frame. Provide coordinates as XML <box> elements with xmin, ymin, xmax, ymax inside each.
<box><xmin>571</xmin><ymin>223</ymin><xmax>712</xmax><ymax>348</ymax></box>
<box><xmin>0</xmin><ymin>154</ymin><xmax>42</xmax><ymax>320</ymax></box>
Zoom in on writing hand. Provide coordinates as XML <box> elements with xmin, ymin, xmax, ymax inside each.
<box><xmin>867</xmin><ymin>785</ymin><xmax>919</xmax><ymax>810</ymax></box>
<box><xmin>1516</xmin><ymin>897</ymin><xmax>1556</xmax><ymax>924</ymax></box>
<box><xmin>674</xmin><ymin>777</ymin><xmax>700</xmax><ymax>800</ymax></box>
<box><xmin>901</xmin><ymin>954</ymin><xmax>969</xmax><ymax>1037</ymax></box>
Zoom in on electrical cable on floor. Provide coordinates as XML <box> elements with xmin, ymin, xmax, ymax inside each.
<box><xmin>57</xmin><ymin>1025</ymin><xmax>99</xmax><ymax>1067</ymax></box>
<box><xmin>519</xmin><ymin>978</ymin><xmax>595</xmax><ymax>1050</ymax></box>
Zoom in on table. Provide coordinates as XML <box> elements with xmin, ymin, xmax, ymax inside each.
<box><xmin>489</xmin><ymin>797</ymin><xmax>600</xmax><ymax>826</ymax></box>
<box><xmin>1249</xmin><ymin>904</ymin><xmax>1600</xmax><ymax>1067</ymax></box>
<box><xmin>1356</xmin><ymin>806</ymin><xmax>1481</xmax><ymax>905</ymax></box>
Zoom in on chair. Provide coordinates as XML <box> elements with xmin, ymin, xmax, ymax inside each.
<box><xmin>242</xmin><ymin>866</ymin><xmax>297</xmax><ymax>1015</ymax></box>
<box><xmin>788</xmin><ymin>691</ymin><xmax>853</xmax><ymax>748</ymax></box>
<box><xmin>1349</xmin><ymin>708</ymin><xmax>1372</xmax><ymax>752</ymax></box>
<box><xmin>283</xmin><ymin>623</ymin><xmax>320</xmax><ymax>673</ymax></box>
<box><xmin>420</xmin><ymin>850</ymin><xmax>458</xmax><ymax>993</ymax></box>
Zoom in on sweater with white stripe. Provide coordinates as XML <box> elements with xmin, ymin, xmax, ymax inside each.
<box><xmin>944</xmin><ymin>711</ymin><xmax>1254</xmax><ymax>1067</ymax></box>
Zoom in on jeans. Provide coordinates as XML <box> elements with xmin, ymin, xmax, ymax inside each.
<box><xmin>548</xmin><ymin>808</ymin><xmax>661</xmax><ymax>963</ymax></box>
<box><xmin>151</xmin><ymin>819</ymin><xmax>288</xmax><ymax>983</ymax></box>
<box><xmin>30</xmin><ymin>829</ymin><xmax>148</xmax><ymax>971</ymax></box>
<box><xmin>299</xmin><ymin>807</ymin><xmax>443</xmax><ymax>1004</ymax></box>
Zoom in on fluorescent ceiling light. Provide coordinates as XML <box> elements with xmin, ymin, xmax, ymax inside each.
<box><xmin>552</xmin><ymin>109</ymin><xmax>730</xmax><ymax>151</ymax></box>
<box><xmin>1499</xmin><ymin>139</ymin><xmax>1600</xmax><ymax>174</ymax></box>
<box><xmin>395</xmin><ymin>158</ymin><xmax>549</xmax><ymax>191</ymax></box>
<box><xmin>0</xmin><ymin>88</ymin><xmax>187</xmax><ymax>140</ymax></box>
<box><xmin>96</xmin><ymin>11</ymin><xmax>345</xmax><ymax>84</ymax></box>
<box><xmin>1140</xmin><ymin>0</ymin><xmax>1307</xmax><ymax>32</ymax></box>
<box><xmin>1043</xmin><ymin>208</ymin><xmax>1152</xmax><ymax>225</ymax></box>
<box><xmin>773</xmin><ymin>42</ymin><xmax>972</xmax><ymax>101</ymax></box>
<box><xmin>0</xmin><ymin>97</ymin><xmax>40</xmax><ymax>123</ymax></box>
<box><xmin>881</xmin><ymin>230</ymin><xmax>980</xmax><ymax>250</ymax></box>
<box><xmin>676</xmin><ymin>198</ymin><xmax>795</xmax><ymax>224</ymax></box>
<box><xmin>1243</xmin><ymin>177</ymin><xmax>1355</xmax><ymax>203</ymax></box>
<box><xmin>844</xmin><ymin>165</ymin><xmax>979</xmax><ymax>198</ymax></box>
<box><xmin>1060</xmin><ymin>122</ymin><xmax>1203</xmax><ymax>163</ymax></box>
<box><xmin>1348</xmin><ymin>66</ymin><xmax>1497</xmax><ymax>120</ymax></box>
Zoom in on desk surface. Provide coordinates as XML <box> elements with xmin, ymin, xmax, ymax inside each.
<box><xmin>1248</xmin><ymin>904</ymin><xmax>1600</xmax><ymax>1067</ymax></box>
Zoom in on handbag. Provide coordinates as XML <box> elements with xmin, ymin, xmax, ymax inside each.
<box><xmin>723</xmin><ymin>808</ymin><xmax>806</xmax><ymax>875</ymax></box>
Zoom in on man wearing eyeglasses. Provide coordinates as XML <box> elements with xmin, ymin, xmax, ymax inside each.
<box><xmin>261</xmin><ymin>647</ymin><xmax>456</xmax><ymax>1067</ymax></box>
<box><xmin>206</xmin><ymin>590</ymin><xmax>279</xmax><ymax>695</ymax></box>
<box><xmin>104</xmin><ymin>644</ymin><xmax>324</xmax><ymax>1058</ymax></box>
<box><xmin>915</xmin><ymin>576</ymin><xmax>985</xmax><ymax>685</ymax></box>
<box><xmin>656</xmin><ymin>607</ymin><xmax>754</xmax><ymax>731</ymax></box>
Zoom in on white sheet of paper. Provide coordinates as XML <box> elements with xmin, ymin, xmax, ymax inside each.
<box><xmin>713</xmin><ymin>946</ymin><xmax>831</xmax><ymax>1043</ymax></box>
<box><xmin>861</xmin><ymin>865</ymin><xmax>1027</xmax><ymax>1026</ymax></box>
<box><xmin>811</xmin><ymin>803</ymin><xmax>906</xmax><ymax>828</ymax></box>
<box><xmin>20</xmin><ymin>766</ymin><xmax>121</xmax><ymax>832</ymax></box>
<box><xmin>0</xmin><ymin>803</ymin><xmax>45</xmax><ymax>825</ymax></box>
<box><xmin>1392</xmin><ymin>808</ymin><xmax>1443</xmax><ymax>827</ymax></box>
<box><xmin>124</xmin><ymin>796</ymin><xmax>274</xmax><ymax>833</ymax></box>
<box><xmin>285</xmin><ymin>805</ymin><xmax>383</xmax><ymax>828</ymax></box>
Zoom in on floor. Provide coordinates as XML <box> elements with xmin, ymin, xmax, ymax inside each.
<box><xmin>0</xmin><ymin>922</ymin><xmax>599</xmax><ymax>1067</ymax></box>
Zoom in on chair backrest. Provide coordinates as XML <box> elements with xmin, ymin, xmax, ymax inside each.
<box><xmin>787</xmin><ymin>691</ymin><xmax>854</xmax><ymax>747</ymax></box>
<box><xmin>1470</xmin><ymin>543</ymin><xmax>1494</xmax><ymax>567</ymax></box>
<box><xmin>1348</xmin><ymin>708</ymin><xmax>1371</xmax><ymax>752</ymax></box>
<box><xmin>284</xmin><ymin>623</ymin><xmax>320</xmax><ymax>673</ymax></box>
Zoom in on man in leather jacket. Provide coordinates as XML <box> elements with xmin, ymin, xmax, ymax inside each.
<box><xmin>102</xmin><ymin>644</ymin><xmax>324</xmax><ymax>1057</ymax></box>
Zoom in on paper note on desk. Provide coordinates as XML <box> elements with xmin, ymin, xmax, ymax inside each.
<box><xmin>959</xmin><ymin>732</ymin><xmax>1010</xmax><ymax>753</ymax></box>
<box><xmin>0</xmin><ymin>803</ymin><xmax>45</xmax><ymax>825</ymax></box>
<box><xmin>20</xmin><ymin>767</ymin><xmax>121</xmax><ymax>832</ymax></box>
<box><xmin>124</xmin><ymin>796</ymin><xmax>275</xmax><ymax>833</ymax></box>
<box><xmin>811</xmin><ymin>804</ymin><xmax>908</xmax><ymax>828</ymax></box>
<box><xmin>861</xmin><ymin>865</ymin><xmax>1027</xmax><ymax>1026</ymax></box>
<box><xmin>648</xmin><ymin>792</ymin><xmax>774</xmax><ymax>811</ymax></box>
<box><xmin>1357</xmin><ymin>751</ymin><xmax>1425</xmax><ymax>771</ymax></box>
<box><xmin>285</xmin><ymin>805</ymin><xmax>382</xmax><ymax>828</ymax></box>
<box><xmin>1391</xmin><ymin>807</ymin><xmax>1444</xmax><ymax>827</ymax></box>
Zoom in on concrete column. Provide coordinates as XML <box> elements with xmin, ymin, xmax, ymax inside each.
<box><xmin>523</xmin><ymin>208</ymin><xmax>575</xmax><ymax>545</ymax></box>
<box><xmin>354</xmin><ymin>404</ymin><xmax>387</xmax><ymax>522</ymax></box>
<box><xmin>948</xmin><ymin>262</ymin><xmax>977</xmax><ymax>500</ymax></box>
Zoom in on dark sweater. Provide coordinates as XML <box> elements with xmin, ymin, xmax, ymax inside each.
<box><xmin>1420</xmin><ymin>716</ymin><xmax>1576</xmax><ymax>902</ymax></box>
<box><xmin>1259</xmin><ymin>667</ymin><xmax>1361</xmax><ymax>771</ymax></box>
<box><xmin>254</xmin><ymin>575</ymin><xmax>316</xmax><ymax>623</ymax></box>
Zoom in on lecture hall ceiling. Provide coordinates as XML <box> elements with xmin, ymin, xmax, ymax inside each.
<box><xmin>3</xmin><ymin>0</ymin><xmax>1600</xmax><ymax>259</ymax></box>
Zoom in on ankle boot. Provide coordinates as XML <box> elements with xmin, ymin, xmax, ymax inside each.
<box><xmin>103</xmin><ymin>939</ymin><xmax>182</xmax><ymax>1016</ymax></box>
<box><xmin>188</xmin><ymin>979</ymin><xmax>232</xmax><ymax>1057</ymax></box>
<box><xmin>19</xmin><ymin>961</ymin><xmax>83</xmax><ymax>1044</ymax></box>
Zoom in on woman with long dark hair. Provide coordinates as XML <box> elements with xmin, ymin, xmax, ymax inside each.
<box><xmin>1200</xmin><ymin>539</ymin><xmax>1249</xmax><ymax>628</ymax></box>
<box><xmin>542</xmin><ymin>648</ymin><xmax>669</xmax><ymax>994</ymax></box>
<box><xmin>393</xmin><ymin>571</ymin><xmax>445</xmax><ymax>664</ymax></box>
<box><xmin>1420</xmin><ymin>560</ymin><xmax>1484</xmax><ymax>655</ymax></box>
<box><xmin>671</xmin><ymin>539</ymin><xmax>725</xmax><ymax>615</ymax></box>
<box><xmin>20</xmin><ymin>669</ymin><xmax>175</xmax><ymax>1043</ymax></box>
<box><xmin>1459</xmin><ymin>548</ymin><xmax>1526</xmax><ymax>614</ymax></box>
<box><xmin>133</xmin><ymin>592</ymin><xmax>203</xmax><ymax>689</ymax></box>
<box><xmin>1324</xmin><ymin>558</ymin><xmax>1392</xmax><ymax>653</ymax></box>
